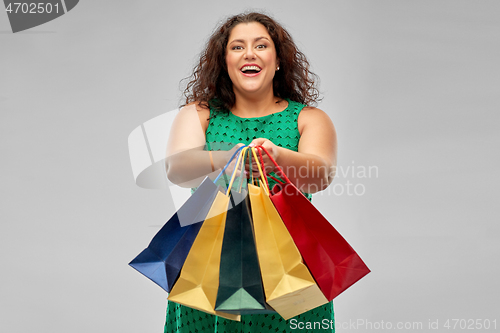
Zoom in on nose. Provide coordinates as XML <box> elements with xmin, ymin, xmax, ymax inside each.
<box><xmin>244</xmin><ymin>47</ymin><xmax>256</xmax><ymax>59</ymax></box>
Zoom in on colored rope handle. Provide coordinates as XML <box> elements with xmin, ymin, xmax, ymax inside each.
<box><xmin>268</xmin><ymin>174</ymin><xmax>285</xmax><ymax>185</ymax></box>
<box><xmin>235</xmin><ymin>147</ymin><xmax>249</xmax><ymax>192</ymax></box>
<box><xmin>225</xmin><ymin>146</ymin><xmax>249</xmax><ymax>196</ymax></box>
<box><xmin>214</xmin><ymin>145</ymin><xmax>246</xmax><ymax>183</ymax></box>
<box><xmin>256</xmin><ymin>146</ymin><xmax>292</xmax><ymax>185</ymax></box>
<box><xmin>250</xmin><ymin>147</ymin><xmax>269</xmax><ymax>194</ymax></box>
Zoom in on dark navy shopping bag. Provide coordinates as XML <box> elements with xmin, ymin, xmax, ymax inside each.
<box><xmin>129</xmin><ymin>146</ymin><xmax>246</xmax><ymax>292</ymax></box>
<box><xmin>129</xmin><ymin>177</ymin><xmax>220</xmax><ymax>292</ymax></box>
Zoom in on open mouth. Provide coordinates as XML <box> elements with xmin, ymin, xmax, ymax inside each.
<box><xmin>240</xmin><ymin>65</ymin><xmax>262</xmax><ymax>75</ymax></box>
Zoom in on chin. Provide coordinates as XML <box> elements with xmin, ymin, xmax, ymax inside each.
<box><xmin>237</xmin><ymin>82</ymin><xmax>273</xmax><ymax>95</ymax></box>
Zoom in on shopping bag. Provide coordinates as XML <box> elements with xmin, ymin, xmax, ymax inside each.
<box><xmin>129</xmin><ymin>177</ymin><xmax>219</xmax><ymax>292</ymax></box>
<box><xmin>215</xmin><ymin>149</ymin><xmax>272</xmax><ymax>314</ymax></box>
<box><xmin>129</xmin><ymin>146</ymin><xmax>245</xmax><ymax>293</ymax></box>
<box><xmin>257</xmin><ymin>146</ymin><xmax>370</xmax><ymax>301</ymax></box>
<box><xmin>167</xmin><ymin>147</ymin><xmax>249</xmax><ymax>321</ymax></box>
<box><xmin>247</xmin><ymin>148</ymin><xmax>327</xmax><ymax>319</ymax></box>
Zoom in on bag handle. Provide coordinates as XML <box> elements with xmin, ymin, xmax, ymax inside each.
<box><xmin>248</xmin><ymin>147</ymin><xmax>254</xmax><ymax>185</ymax></box>
<box><xmin>214</xmin><ymin>145</ymin><xmax>246</xmax><ymax>183</ymax></box>
<box><xmin>225</xmin><ymin>146</ymin><xmax>250</xmax><ymax>196</ymax></box>
<box><xmin>256</xmin><ymin>146</ymin><xmax>292</xmax><ymax>186</ymax></box>
<box><xmin>255</xmin><ymin>146</ymin><xmax>285</xmax><ymax>186</ymax></box>
<box><xmin>254</xmin><ymin>146</ymin><xmax>285</xmax><ymax>192</ymax></box>
<box><xmin>250</xmin><ymin>147</ymin><xmax>269</xmax><ymax>195</ymax></box>
<box><xmin>235</xmin><ymin>147</ymin><xmax>249</xmax><ymax>192</ymax></box>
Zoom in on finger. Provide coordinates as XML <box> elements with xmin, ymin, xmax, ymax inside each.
<box><xmin>250</xmin><ymin>138</ymin><xmax>267</xmax><ymax>147</ymax></box>
<box><xmin>250</xmin><ymin>161</ymin><xmax>260</xmax><ymax>169</ymax></box>
<box><xmin>254</xmin><ymin>154</ymin><xmax>265</xmax><ymax>167</ymax></box>
<box><xmin>262</xmin><ymin>155</ymin><xmax>277</xmax><ymax>169</ymax></box>
<box><xmin>251</xmin><ymin>163</ymin><xmax>265</xmax><ymax>173</ymax></box>
<box><xmin>263</xmin><ymin>149</ymin><xmax>274</xmax><ymax>160</ymax></box>
<box><xmin>264</xmin><ymin>163</ymin><xmax>275</xmax><ymax>173</ymax></box>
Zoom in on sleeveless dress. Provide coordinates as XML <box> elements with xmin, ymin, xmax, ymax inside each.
<box><xmin>164</xmin><ymin>99</ymin><xmax>335</xmax><ymax>333</ymax></box>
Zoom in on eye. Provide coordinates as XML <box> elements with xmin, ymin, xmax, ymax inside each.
<box><xmin>256</xmin><ymin>44</ymin><xmax>267</xmax><ymax>49</ymax></box>
<box><xmin>231</xmin><ymin>45</ymin><xmax>243</xmax><ymax>50</ymax></box>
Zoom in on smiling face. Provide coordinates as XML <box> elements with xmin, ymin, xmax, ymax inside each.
<box><xmin>225</xmin><ymin>22</ymin><xmax>278</xmax><ymax>97</ymax></box>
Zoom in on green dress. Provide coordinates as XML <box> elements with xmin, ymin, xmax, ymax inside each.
<box><xmin>165</xmin><ymin>99</ymin><xmax>335</xmax><ymax>333</ymax></box>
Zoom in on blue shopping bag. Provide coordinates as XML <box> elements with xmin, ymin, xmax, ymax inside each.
<box><xmin>129</xmin><ymin>146</ymin><xmax>246</xmax><ymax>292</ymax></box>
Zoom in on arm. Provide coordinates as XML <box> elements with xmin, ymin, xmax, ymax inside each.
<box><xmin>165</xmin><ymin>103</ymin><xmax>241</xmax><ymax>188</ymax></box>
<box><xmin>250</xmin><ymin>107</ymin><xmax>337</xmax><ymax>194</ymax></box>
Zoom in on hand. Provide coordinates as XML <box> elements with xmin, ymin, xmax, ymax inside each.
<box><xmin>248</xmin><ymin>138</ymin><xmax>281</xmax><ymax>177</ymax></box>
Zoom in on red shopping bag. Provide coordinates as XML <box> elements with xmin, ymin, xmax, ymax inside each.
<box><xmin>256</xmin><ymin>146</ymin><xmax>370</xmax><ymax>301</ymax></box>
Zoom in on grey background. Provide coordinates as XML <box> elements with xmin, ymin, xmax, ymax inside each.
<box><xmin>1</xmin><ymin>0</ymin><xmax>499</xmax><ymax>332</ymax></box>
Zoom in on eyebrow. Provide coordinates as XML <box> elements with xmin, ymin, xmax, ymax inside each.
<box><xmin>228</xmin><ymin>36</ymin><xmax>270</xmax><ymax>45</ymax></box>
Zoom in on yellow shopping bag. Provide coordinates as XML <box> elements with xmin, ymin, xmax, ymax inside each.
<box><xmin>248</xmin><ymin>148</ymin><xmax>328</xmax><ymax>320</ymax></box>
<box><xmin>167</xmin><ymin>147</ymin><xmax>250</xmax><ymax>321</ymax></box>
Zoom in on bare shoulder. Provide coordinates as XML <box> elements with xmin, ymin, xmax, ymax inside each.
<box><xmin>297</xmin><ymin>106</ymin><xmax>335</xmax><ymax>134</ymax></box>
<box><xmin>183</xmin><ymin>101</ymin><xmax>211</xmax><ymax>132</ymax></box>
<box><xmin>184</xmin><ymin>101</ymin><xmax>210</xmax><ymax>112</ymax></box>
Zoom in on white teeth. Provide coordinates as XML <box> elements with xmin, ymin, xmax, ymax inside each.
<box><xmin>241</xmin><ymin>65</ymin><xmax>261</xmax><ymax>72</ymax></box>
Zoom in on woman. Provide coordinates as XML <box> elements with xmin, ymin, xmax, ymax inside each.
<box><xmin>165</xmin><ymin>12</ymin><xmax>337</xmax><ymax>332</ymax></box>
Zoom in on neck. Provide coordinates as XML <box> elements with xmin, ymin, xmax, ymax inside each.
<box><xmin>231</xmin><ymin>88</ymin><xmax>281</xmax><ymax>117</ymax></box>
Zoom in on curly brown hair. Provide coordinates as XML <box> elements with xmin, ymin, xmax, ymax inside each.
<box><xmin>181</xmin><ymin>12</ymin><xmax>321</xmax><ymax>112</ymax></box>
